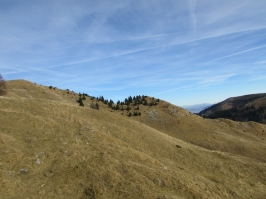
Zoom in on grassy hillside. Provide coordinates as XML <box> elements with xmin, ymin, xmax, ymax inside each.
<box><xmin>199</xmin><ymin>93</ymin><xmax>266</xmax><ymax>124</ymax></box>
<box><xmin>126</xmin><ymin>101</ymin><xmax>266</xmax><ymax>162</ymax></box>
<box><xmin>1</xmin><ymin>80</ymin><xmax>266</xmax><ymax>198</ymax></box>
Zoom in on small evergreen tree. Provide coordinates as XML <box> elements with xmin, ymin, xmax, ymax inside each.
<box><xmin>99</xmin><ymin>96</ymin><xmax>104</xmax><ymax>102</ymax></box>
<box><xmin>108</xmin><ymin>99</ymin><xmax>114</xmax><ymax>108</ymax></box>
<box><xmin>77</xmin><ymin>97</ymin><xmax>84</xmax><ymax>106</ymax></box>
<box><xmin>128</xmin><ymin>96</ymin><xmax>133</xmax><ymax>103</ymax></box>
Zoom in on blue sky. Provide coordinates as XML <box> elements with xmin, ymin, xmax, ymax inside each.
<box><xmin>1</xmin><ymin>0</ymin><xmax>266</xmax><ymax>106</ymax></box>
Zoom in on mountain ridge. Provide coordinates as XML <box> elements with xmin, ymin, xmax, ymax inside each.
<box><xmin>199</xmin><ymin>93</ymin><xmax>266</xmax><ymax>124</ymax></box>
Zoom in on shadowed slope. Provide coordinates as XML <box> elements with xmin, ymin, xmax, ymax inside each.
<box><xmin>199</xmin><ymin>93</ymin><xmax>266</xmax><ymax>124</ymax></box>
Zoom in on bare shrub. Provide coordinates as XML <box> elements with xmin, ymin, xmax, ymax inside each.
<box><xmin>0</xmin><ymin>74</ymin><xmax>7</xmax><ymax>96</ymax></box>
<box><xmin>90</xmin><ymin>102</ymin><xmax>99</xmax><ymax>110</ymax></box>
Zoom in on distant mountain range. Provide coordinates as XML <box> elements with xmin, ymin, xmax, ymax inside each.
<box><xmin>199</xmin><ymin>93</ymin><xmax>266</xmax><ymax>124</ymax></box>
<box><xmin>182</xmin><ymin>103</ymin><xmax>212</xmax><ymax>113</ymax></box>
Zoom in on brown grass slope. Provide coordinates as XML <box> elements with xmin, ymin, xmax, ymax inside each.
<box><xmin>122</xmin><ymin>100</ymin><xmax>266</xmax><ymax>163</ymax></box>
<box><xmin>5</xmin><ymin>80</ymin><xmax>80</xmax><ymax>104</ymax></box>
<box><xmin>1</xmin><ymin>80</ymin><xmax>266</xmax><ymax>198</ymax></box>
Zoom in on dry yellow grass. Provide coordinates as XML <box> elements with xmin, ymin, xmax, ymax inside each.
<box><xmin>124</xmin><ymin>101</ymin><xmax>266</xmax><ymax>163</ymax></box>
<box><xmin>1</xmin><ymin>80</ymin><xmax>266</xmax><ymax>198</ymax></box>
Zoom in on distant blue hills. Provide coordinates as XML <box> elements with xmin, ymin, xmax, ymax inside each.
<box><xmin>182</xmin><ymin>103</ymin><xmax>212</xmax><ymax>113</ymax></box>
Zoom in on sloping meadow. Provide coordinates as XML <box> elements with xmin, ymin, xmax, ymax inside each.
<box><xmin>1</xmin><ymin>94</ymin><xmax>266</xmax><ymax>199</ymax></box>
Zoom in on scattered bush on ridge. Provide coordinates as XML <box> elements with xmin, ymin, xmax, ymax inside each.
<box><xmin>0</xmin><ymin>74</ymin><xmax>7</xmax><ymax>96</ymax></box>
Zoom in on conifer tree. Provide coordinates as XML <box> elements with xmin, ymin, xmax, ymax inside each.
<box><xmin>77</xmin><ymin>97</ymin><xmax>84</xmax><ymax>106</ymax></box>
<box><xmin>128</xmin><ymin>96</ymin><xmax>133</xmax><ymax>103</ymax></box>
<box><xmin>79</xmin><ymin>100</ymin><xmax>84</xmax><ymax>106</ymax></box>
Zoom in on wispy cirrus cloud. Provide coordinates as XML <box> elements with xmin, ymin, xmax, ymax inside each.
<box><xmin>1</xmin><ymin>0</ymin><xmax>266</xmax><ymax>105</ymax></box>
<box><xmin>204</xmin><ymin>44</ymin><xmax>266</xmax><ymax>64</ymax></box>
<box><xmin>155</xmin><ymin>74</ymin><xmax>236</xmax><ymax>95</ymax></box>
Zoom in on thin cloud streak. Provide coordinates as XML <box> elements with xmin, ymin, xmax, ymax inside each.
<box><xmin>155</xmin><ymin>74</ymin><xmax>236</xmax><ymax>96</ymax></box>
<box><xmin>49</xmin><ymin>26</ymin><xmax>266</xmax><ymax>68</ymax></box>
<box><xmin>204</xmin><ymin>44</ymin><xmax>266</xmax><ymax>64</ymax></box>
